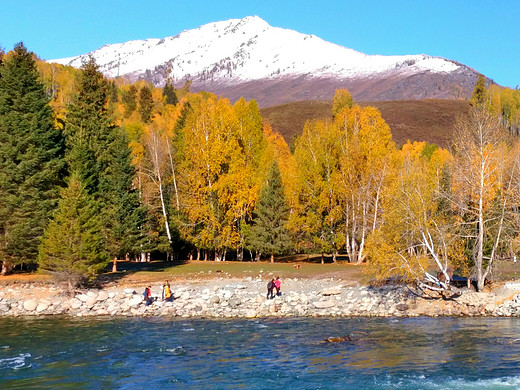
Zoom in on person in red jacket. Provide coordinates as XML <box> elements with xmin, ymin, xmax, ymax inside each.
<box><xmin>143</xmin><ymin>286</ymin><xmax>153</xmax><ymax>306</ymax></box>
<box><xmin>274</xmin><ymin>277</ymin><xmax>281</xmax><ymax>296</ymax></box>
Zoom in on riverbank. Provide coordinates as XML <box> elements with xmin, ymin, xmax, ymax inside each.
<box><xmin>2</xmin><ymin>276</ymin><xmax>520</xmax><ymax>318</ymax></box>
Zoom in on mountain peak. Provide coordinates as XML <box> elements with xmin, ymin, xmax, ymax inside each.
<box><xmin>49</xmin><ymin>17</ymin><xmax>480</xmax><ymax>106</ymax></box>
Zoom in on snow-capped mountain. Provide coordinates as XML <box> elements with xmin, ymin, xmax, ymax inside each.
<box><xmin>50</xmin><ymin>16</ymin><xmax>483</xmax><ymax>107</ymax></box>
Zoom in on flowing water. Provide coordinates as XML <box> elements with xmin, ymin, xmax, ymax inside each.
<box><xmin>1</xmin><ymin>316</ymin><xmax>520</xmax><ymax>389</ymax></box>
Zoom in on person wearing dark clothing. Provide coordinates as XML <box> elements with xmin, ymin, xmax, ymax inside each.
<box><xmin>143</xmin><ymin>286</ymin><xmax>153</xmax><ymax>306</ymax></box>
<box><xmin>267</xmin><ymin>279</ymin><xmax>275</xmax><ymax>299</ymax></box>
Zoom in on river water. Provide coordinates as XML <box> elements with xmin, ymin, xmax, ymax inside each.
<box><xmin>1</xmin><ymin>316</ymin><xmax>520</xmax><ymax>389</ymax></box>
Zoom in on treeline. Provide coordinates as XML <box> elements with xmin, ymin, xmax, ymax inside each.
<box><xmin>2</xmin><ymin>43</ymin><xmax>520</xmax><ymax>292</ymax></box>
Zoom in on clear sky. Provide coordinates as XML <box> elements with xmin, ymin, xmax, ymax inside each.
<box><xmin>2</xmin><ymin>0</ymin><xmax>519</xmax><ymax>88</ymax></box>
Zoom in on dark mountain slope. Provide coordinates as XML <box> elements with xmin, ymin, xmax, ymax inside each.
<box><xmin>260</xmin><ymin>99</ymin><xmax>471</xmax><ymax>148</ymax></box>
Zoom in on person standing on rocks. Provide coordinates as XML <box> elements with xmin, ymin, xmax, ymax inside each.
<box><xmin>267</xmin><ymin>279</ymin><xmax>275</xmax><ymax>299</ymax></box>
<box><xmin>143</xmin><ymin>286</ymin><xmax>153</xmax><ymax>306</ymax></box>
<box><xmin>274</xmin><ymin>277</ymin><xmax>281</xmax><ymax>296</ymax></box>
<box><xmin>162</xmin><ymin>281</ymin><xmax>173</xmax><ymax>302</ymax></box>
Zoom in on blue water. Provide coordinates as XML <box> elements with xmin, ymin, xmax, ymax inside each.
<box><xmin>1</xmin><ymin>317</ymin><xmax>520</xmax><ymax>389</ymax></box>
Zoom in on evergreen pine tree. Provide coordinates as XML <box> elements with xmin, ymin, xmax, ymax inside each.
<box><xmin>162</xmin><ymin>81</ymin><xmax>178</xmax><ymax>106</ymax></box>
<box><xmin>246</xmin><ymin>161</ymin><xmax>292</xmax><ymax>262</ymax></box>
<box><xmin>0</xmin><ymin>42</ymin><xmax>65</xmax><ymax>274</ymax></box>
<box><xmin>100</xmin><ymin>127</ymin><xmax>146</xmax><ymax>259</ymax></box>
<box><xmin>108</xmin><ymin>80</ymin><xmax>118</xmax><ymax>104</ymax></box>
<box><xmin>471</xmin><ymin>74</ymin><xmax>487</xmax><ymax>107</ymax></box>
<box><xmin>64</xmin><ymin>57</ymin><xmax>144</xmax><ymax>263</ymax></box>
<box><xmin>64</xmin><ymin>56</ymin><xmax>113</xmax><ymax>194</ymax></box>
<box><xmin>138</xmin><ymin>85</ymin><xmax>154</xmax><ymax>123</ymax></box>
<box><xmin>38</xmin><ymin>172</ymin><xmax>109</xmax><ymax>289</ymax></box>
<box><xmin>122</xmin><ymin>85</ymin><xmax>137</xmax><ymax>118</ymax></box>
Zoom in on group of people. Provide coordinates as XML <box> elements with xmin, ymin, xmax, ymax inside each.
<box><xmin>143</xmin><ymin>277</ymin><xmax>283</xmax><ymax>306</ymax></box>
<box><xmin>143</xmin><ymin>281</ymin><xmax>173</xmax><ymax>306</ymax></box>
<box><xmin>267</xmin><ymin>277</ymin><xmax>282</xmax><ymax>299</ymax></box>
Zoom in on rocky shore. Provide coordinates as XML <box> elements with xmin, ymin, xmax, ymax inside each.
<box><xmin>1</xmin><ymin>277</ymin><xmax>520</xmax><ymax>318</ymax></box>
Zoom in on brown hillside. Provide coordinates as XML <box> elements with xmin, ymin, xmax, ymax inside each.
<box><xmin>260</xmin><ymin>99</ymin><xmax>471</xmax><ymax>149</ymax></box>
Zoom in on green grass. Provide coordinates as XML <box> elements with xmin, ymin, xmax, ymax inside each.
<box><xmin>103</xmin><ymin>259</ymin><xmax>366</xmax><ymax>285</ymax></box>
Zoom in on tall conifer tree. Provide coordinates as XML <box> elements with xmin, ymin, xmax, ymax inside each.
<box><xmin>63</xmin><ymin>57</ymin><xmax>144</xmax><ymax>264</ymax></box>
<box><xmin>122</xmin><ymin>85</ymin><xmax>138</xmax><ymax>118</ymax></box>
<box><xmin>162</xmin><ymin>81</ymin><xmax>178</xmax><ymax>106</ymax></box>
<box><xmin>471</xmin><ymin>74</ymin><xmax>487</xmax><ymax>107</ymax></box>
<box><xmin>0</xmin><ymin>43</ymin><xmax>65</xmax><ymax>274</ymax></box>
<box><xmin>139</xmin><ymin>85</ymin><xmax>154</xmax><ymax>123</ymax></box>
<box><xmin>245</xmin><ymin>161</ymin><xmax>292</xmax><ymax>262</ymax></box>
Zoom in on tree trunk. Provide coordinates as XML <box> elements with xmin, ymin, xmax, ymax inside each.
<box><xmin>270</xmin><ymin>253</ymin><xmax>274</xmax><ymax>263</ymax></box>
<box><xmin>112</xmin><ymin>257</ymin><xmax>117</xmax><ymax>272</ymax></box>
<box><xmin>1</xmin><ymin>261</ymin><xmax>12</xmax><ymax>276</ymax></box>
<box><xmin>158</xmin><ymin>180</ymin><xmax>173</xmax><ymax>245</ymax></box>
<box><xmin>476</xmin><ymin>179</ymin><xmax>485</xmax><ymax>292</ymax></box>
<box><xmin>165</xmin><ymin>136</ymin><xmax>180</xmax><ymax>210</ymax></box>
<box><xmin>321</xmin><ymin>254</ymin><xmax>324</xmax><ymax>264</ymax></box>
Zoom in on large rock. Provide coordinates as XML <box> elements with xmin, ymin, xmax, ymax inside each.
<box><xmin>36</xmin><ymin>302</ymin><xmax>49</xmax><ymax>313</ymax></box>
<box><xmin>129</xmin><ymin>295</ymin><xmax>143</xmax><ymax>308</ymax></box>
<box><xmin>69</xmin><ymin>298</ymin><xmax>82</xmax><ymax>309</ymax></box>
<box><xmin>210</xmin><ymin>296</ymin><xmax>220</xmax><ymax>304</ymax></box>
<box><xmin>322</xmin><ymin>287</ymin><xmax>342</xmax><ymax>296</ymax></box>
<box><xmin>97</xmin><ymin>291</ymin><xmax>109</xmax><ymax>301</ymax></box>
<box><xmin>85</xmin><ymin>296</ymin><xmax>98</xmax><ymax>309</ymax></box>
<box><xmin>23</xmin><ymin>299</ymin><xmax>38</xmax><ymax>311</ymax></box>
<box><xmin>314</xmin><ymin>300</ymin><xmax>336</xmax><ymax>309</ymax></box>
<box><xmin>76</xmin><ymin>294</ymin><xmax>89</xmax><ymax>303</ymax></box>
<box><xmin>396</xmin><ymin>303</ymin><xmax>409</xmax><ymax>311</ymax></box>
<box><xmin>485</xmin><ymin>303</ymin><xmax>498</xmax><ymax>314</ymax></box>
<box><xmin>228</xmin><ymin>297</ymin><xmax>241</xmax><ymax>308</ymax></box>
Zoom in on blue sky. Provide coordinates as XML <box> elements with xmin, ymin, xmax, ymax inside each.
<box><xmin>2</xmin><ymin>0</ymin><xmax>519</xmax><ymax>88</ymax></box>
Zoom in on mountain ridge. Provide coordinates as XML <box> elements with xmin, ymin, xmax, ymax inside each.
<box><xmin>50</xmin><ymin>16</ymin><xmax>485</xmax><ymax>107</ymax></box>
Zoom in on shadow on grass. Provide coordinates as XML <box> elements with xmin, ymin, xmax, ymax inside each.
<box><xmin>94</xmin><ymin>260</ymin><xmax>187</xmax><ymax>287</ymax></box>
<box><xmin>274</xmin><ymin>254</ymin><xmax>351</xmax><ymax>264</ymax></box>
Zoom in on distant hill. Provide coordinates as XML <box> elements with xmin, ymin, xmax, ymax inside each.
<box><xmin>50</xmin><ymin>16</ymin><xmax>487</xmax><ymax>107</ymax></box>
<box><xmin>260</xmin><ymin>99</ymin><xmax>472</xmax><ymax>148</ymax></box>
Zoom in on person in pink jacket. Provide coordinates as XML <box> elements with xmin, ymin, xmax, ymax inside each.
<box><xmin>274</xmin><ymin>277</ymin><xmax>281</xmax><ymax>296</ymax></box>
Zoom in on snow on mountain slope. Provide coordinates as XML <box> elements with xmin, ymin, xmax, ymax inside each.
<box><xmin>50</xmin><ymin>16</ymin><xmax>461</xmax><ymax>86</ymax></box>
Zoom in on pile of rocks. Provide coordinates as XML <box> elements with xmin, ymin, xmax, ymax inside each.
<box><xmin>1</xmin><ymin>278</ymin><xmax>520</xmax><ymax>318</ymax></box>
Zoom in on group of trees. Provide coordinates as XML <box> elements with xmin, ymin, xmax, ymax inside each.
<box><xmin>2</xmin><ymin>44</ymin><xmax>520</xmax><ymax>293</ymax></box>
<box><xmin>0</xmin><ymin>44</ymin><xmax>142</xmax><ymax>288</ymax></box>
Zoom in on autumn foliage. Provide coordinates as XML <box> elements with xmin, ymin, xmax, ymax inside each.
<box><xmin>4</xmin><ymin>45</ymin><xmax>520</xmax><ymax>292</ymax></box>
